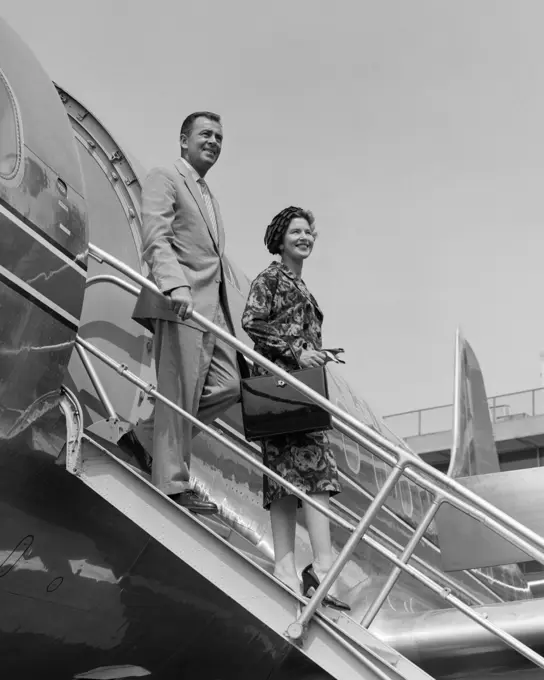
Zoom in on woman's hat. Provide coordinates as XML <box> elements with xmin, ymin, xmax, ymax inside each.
<box><xmin>264</xmin><ymin>206</ymin><xmax>315</xmax><ymax>255</ymax></box>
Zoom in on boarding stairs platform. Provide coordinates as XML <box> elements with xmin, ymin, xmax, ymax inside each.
<box><xmin>62</xmin><ymin>394</ymin><xmax>430</xmax><ymax>680</ymax></box>
<box><xmin>58</xmin><ymin>243</ymin><xmax>544</xmax><ymax>680</ymax></box>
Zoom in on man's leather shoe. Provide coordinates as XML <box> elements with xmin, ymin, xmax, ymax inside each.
<box><xmin>170</xmin><ymin>490</ymin><xmax>218</xmax><ymax>515</ymax></box>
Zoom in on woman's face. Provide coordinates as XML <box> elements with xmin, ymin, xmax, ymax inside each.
<box><xmin>280</xmin><ymin>217</ymin><xmax>315</xmax><ymax>261</ymax></box>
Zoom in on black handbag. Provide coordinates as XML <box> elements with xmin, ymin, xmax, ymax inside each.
<box><xmin>240</xmin><ymin>364</ymin><xmax>333</xmax><ymax>442</ymax></box>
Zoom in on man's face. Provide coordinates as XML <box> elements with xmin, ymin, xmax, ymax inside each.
<box><xmin>181</xmin><ymin>117</ymin><xmax>223</xmax><ymax>175</ymax></box>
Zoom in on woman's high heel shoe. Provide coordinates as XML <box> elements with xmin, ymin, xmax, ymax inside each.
<box><xmin>301</xmin><ymin>564</ymin><xmax>351</xmax><ymax>611</ymax></box>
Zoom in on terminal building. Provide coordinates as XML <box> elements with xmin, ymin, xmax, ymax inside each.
<box><xmin>383</xmin><ymin>385</ymin><xmax>544</xmax><ymax>594</ymax></box>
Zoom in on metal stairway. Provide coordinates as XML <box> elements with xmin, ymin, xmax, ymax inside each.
<box><xmin>58</xmin><ymin>242</ymin><xmax>544</xmax><ymax>680</ymax></box>
<box><xmin>60</xmin><ymin>387</ymin><xmax>433</xmax><ymax>680</ymax></box>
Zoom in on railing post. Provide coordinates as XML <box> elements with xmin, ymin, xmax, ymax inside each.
<box><xmin>532</xmin><ymin>389</ymin><xmax>536</xmax><ymax>417</ymax></box>
<box><xmin>361</xmin><ymin>496</ymin><xmax>441</xmax><ymax>627</ymax></box>
<box><xmin>286</xmin><ymin>463</ymin><xmax>406</xmax><ymax>642</ymax></box>
<box><xmin>417</xmin><ymin>410</ymin><xmax>422</xmax><ymax>436</ymax></box>
<box><xmin>75</xmin><ymin>343</ymin><xmax>118</xmax><ymax>421</ymax></box>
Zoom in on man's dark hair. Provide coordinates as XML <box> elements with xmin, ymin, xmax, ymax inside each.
<box><xmin>180</xmin><ymin>111</ymin><xmax>222</xmax><ymax>141</ymax></box>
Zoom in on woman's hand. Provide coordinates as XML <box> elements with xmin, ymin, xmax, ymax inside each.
<box><xmin>298</xmin><ymin>349</ymin><xmax>327</xmax><ymax>368</ymax></box>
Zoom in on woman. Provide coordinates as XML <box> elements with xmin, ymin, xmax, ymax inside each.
<box><xmin>241</xmin><ymin>206</ymin><xmax>350</xmax><ymax>611</ymax></box>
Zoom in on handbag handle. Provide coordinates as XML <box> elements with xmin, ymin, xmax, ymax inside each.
<box><xmin>237</xmin><ymin>341</ymin><xmax>297</xmax><ymax>380</ymax></box>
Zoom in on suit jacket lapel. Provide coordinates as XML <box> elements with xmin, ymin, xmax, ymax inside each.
<box><xmin>174</xmin><ymin>159</ymin><xmax>220</xmax><ymax>250</ymax></box>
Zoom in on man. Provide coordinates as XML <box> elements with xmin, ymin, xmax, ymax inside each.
<box><xmin>125</xmin><ymin>111</ymin><xmax>240</xmax><ymax>514</ymax></box>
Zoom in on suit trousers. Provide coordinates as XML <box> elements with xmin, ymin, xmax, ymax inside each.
<box><xmin>134</xmin><ymin>305</ymin><xmax>240</xmax><ymax>495</ymax></box>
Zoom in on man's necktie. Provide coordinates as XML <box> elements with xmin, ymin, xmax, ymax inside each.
<box><xmin>197</xmin><ymin>178</ymin><xmax>219</xmax><ymax>243</ymax></box>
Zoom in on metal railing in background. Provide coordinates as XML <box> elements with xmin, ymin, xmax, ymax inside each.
<box><xmin>384</xmin><ymin>387</ymin><xmax>544</xmax><ymax>439</ymax></box>
<box><xmin>79</xmin><ymin>242</ymin><xmax>544</xmax><ymax>671</ymax></box>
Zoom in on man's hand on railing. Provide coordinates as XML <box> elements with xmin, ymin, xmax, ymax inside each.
<box><xmin>168</xmin><ymin>286</ymin><xmax>194</xmax><ymax>320</ymax></box>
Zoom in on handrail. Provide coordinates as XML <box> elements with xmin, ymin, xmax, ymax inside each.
<box><xmin>385</xmin><ymin>386</ymin><xmax>544</xmax><ymax>435</ymax></box>
<box><xmin>73</xmin><ymin>298</ymin><xmax>490</xmax><ymax>612</ymax></box>
<box><xmin>84</xmin><ymin>266</ymin><xmax>492</xmax><ymax>606</ymax></box>
<box><xmin>74</xmin><ymin>334</ymin><xmax>544</xmax><ymax>670</ymax></box>
<box><xmin>85</xmin><ymin>242</ymin><xmax>544</xmax><ymax>670</ymax></box>
<box><xmin>77</xmin><ymin>269</ymin><xmax>490</xmax><ymax>611</ymax></box>
<box><xmin>75</xmin><ymin>336</ymin><xmax>355</xmax><ymax>531</ymax></box>
<box><xmin>385</xmin><ymin>402</ymin><xmax>455</xmax><ymax>419</ymax></box>
<box><xmin>86</xmin><ymin>274</ymin><xmax>141</xmax><ymax>296</ymax></box>
<box><xmin>386</xmin><ymin>386</ymin><xmax>544</xmax><ymax>419</ymax></box>
<box><xmin>87</xmin><ymin>243</ymin><xmax>544</xmax><ymax>563</ymax></box>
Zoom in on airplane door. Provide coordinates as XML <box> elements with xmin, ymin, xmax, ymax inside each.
<box><xmin>58</xmin><ymin>88</ymin><xmax>154</xmax><ymax>432</ymax></box>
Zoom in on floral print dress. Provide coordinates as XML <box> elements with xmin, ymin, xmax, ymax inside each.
<box><xmin>241</xmin><ymin>261</ymin><xmax>341</xmax><ymax>510</ymax></box>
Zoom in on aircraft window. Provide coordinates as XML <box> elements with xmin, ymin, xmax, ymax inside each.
<box><xmin>0</xmin><ymin>69</ymin><xmax>23</xmax><ymax>183</ymax></box>
<box><xmin>335</xmin><ymin>398</ymin><xmax>361</xmax><ymax>475</ymax></box>
<box><xmin>398</xmin><ymin>478</ymin><xmax>413</xmax><ymax>517</ymax></box>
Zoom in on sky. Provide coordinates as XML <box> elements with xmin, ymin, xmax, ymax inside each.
<box><xmin>4</xmin><ymin>0</ymin><xmax>544</xmax><ymax>419</ymax></box>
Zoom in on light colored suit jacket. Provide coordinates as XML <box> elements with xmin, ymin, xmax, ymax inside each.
<box><xmin>132</xmin><ymin>158</ymin><xmax>233</xmax><ymax>333</ymax></box>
